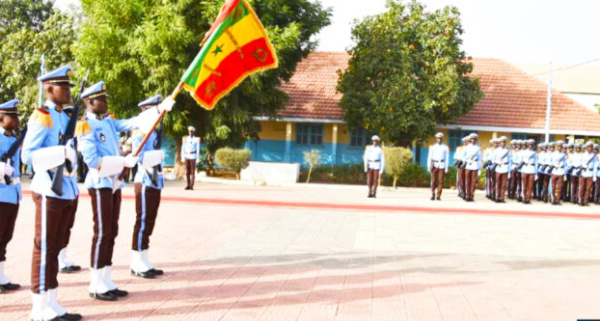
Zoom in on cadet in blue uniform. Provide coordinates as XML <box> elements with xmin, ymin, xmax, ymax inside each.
<box><xmin>363</xmin><ymin>135</ymin><xmax>385</xmax><ymax>198</ymax></box>
<box><xmin>427</xmin><ymin>132</ymin><xmax>449</xmax><ymax>200</ymax></box>
<box><xmin>0</xmin><ymin>99</ymin><xmax>22</xmax><ymax>293</ymax></box>
<box><xmin>77</xmin><ymin>82</ymin><xmax>174</xmax><ymax>301</ymax></box>
<box><xmin>463</xmin><ymin>133</ymin><xmax>482</xmax><ymax>202</ymax></box>
<box><xmin>22</xmin><ymin>66</ymin><xmax>82</xmax><ymax>321</ymax></box>
<box><xmin>578</xmin><ymin>141</ymin><xmax>596</xmax><ymax>206</ymax></box>
<box><xmin>130</xmin><ymin>95</ymin><xmax>166</xmax><ymax>278</ymax></box>
<box><xmin>181</xmin><ymin>126</ymin><xmax>200</xmax><ymax>190</ymax></box>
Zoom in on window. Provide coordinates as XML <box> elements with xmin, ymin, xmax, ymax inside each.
<box><xmin>350</xmin><ymin>127</ymin><xmax>367</xmax><ymax>147</ymax></box>
<box><xmin>448</xmin><ymin>129</ymin><xmax>466</xmax><ymax>149</ymax></box>
<box><xmin>511</xmin><ymin>132</ymin><xmax>528</xmax><ymax>140</ymax></box>
<box><xmin>295</xmin><ymin>123</ymin><xmax>323</xmax><ymax>145</ymax></box>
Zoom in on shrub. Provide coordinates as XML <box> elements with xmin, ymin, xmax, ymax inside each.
<box><xmin>383</xmin><ymin>147</ymin><xmax>413</xmax><ymax>188</ymax></box>
<box><xmin>395</xmin><ymin>163</ymin><xmax>431</xmax><ymax>187</ymax></box>
<box><xmin>303</xmin><ymin>149</ymin><xmax>321</xmax><ymax>183</ymax></box>
<box><xmin>214</xmin><ymin>148</ymin><xmax>252</xmax><ymax>179</ymax></box>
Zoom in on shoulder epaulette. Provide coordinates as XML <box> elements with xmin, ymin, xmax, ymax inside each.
<box><xmin>107</xmin><ymin>113</ymin><xmax>116</xmax><ymax>120</ymax></box>
<box><xmin>75</xmin><ymin>120</ymin><xmax>92</xmax><ymax>137</ymax></box>
<box><xmin>182</xmin><ymin>136</ymin><xmax>187</xmax><ymax>142</ymax></box>
<box><xmin>30</xmin><ymin>107</ymin><xmax>53</xmax><ymax>128</ymax></box>
<box><xmin>196</xmin><ymin>137</ymin><xmax>201</xmax><ymax>143</ymax></box>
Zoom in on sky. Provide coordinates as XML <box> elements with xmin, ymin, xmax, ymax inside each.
<box><xmin>55</xmin><ymin>0</ymin><xmax>600</xmax><ymax>66</ymax></box>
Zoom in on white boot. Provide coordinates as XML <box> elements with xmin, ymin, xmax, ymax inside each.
<box><xmin>0</xmin><ymin>261</ymin><xmax>10</xmax><ymax>284</ymax></box>
<box><xmin>58</xmin><ymin>248</ymin><xmax>74</xmax><ymax>269</ymax></box>
<box><xmin>47</xmin><ymin>288</ymin><xmax>67</xmax><ymax>316</ymax></box>
<box><xmin>88</xmin><ymin>268</ymin><xmax>110</xmax><ymax>294</ymax></box>
<box><xmin>102</xmin><ymin>266</ymin><xmax>117</xmax><ymax>291</ymax></box>
<box><xmin>141</xmin><ymin>250</ymin><xmax>155</xmax><ymax>269</ymax></box>
<box><xmin>130</xmin><ymin>251</ymin><xmax>151</xmax><ymax>273</ymax></box>
<box><xmin>30</xmin><ymin>292</ymin><xmax>58</xmax><ymax>321</ymax></box>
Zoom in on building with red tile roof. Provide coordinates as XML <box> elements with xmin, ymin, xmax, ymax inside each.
<box><xmin>248</xmin><ymin>51</ymin><xmax>600</xmax><ymax>166</ymax></box>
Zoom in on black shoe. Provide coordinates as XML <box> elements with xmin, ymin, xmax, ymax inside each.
<box><xmin>131</xmin><ymin>269</ymin><xmax>155</xmax><ymax>279</ymax></box>
<box><xmin>89</xmin><ymin>291</ymin><xmax>118</xmax><ymax>301</ymax></box>
<box><xmin>0</xmin><ymin>282</ymin><xmax>20</xmax><ymax>291</ymax></box>
<box><xmin>436</xmin><ymin>197</ymin><xmax>441</xmax><ymax>201</ymax></box>
<box><xmin>60</xmin><ymin>265</ymin><xmax>81</xmax><ymax>273</ymax></box>
<box><xmin>430</xmin><ymin>196</ymin><xmax>435</xmax><ymax>201</ymax></box>
<box><xmin>57</xmin><ymin>312</ymin><xmax>83</xmax><ymax>321</ymax></box>
<box><xmin>149</xmin><ymin>268</ymin><xmax>164</xmax><ymax>276</ymax></box>
<box><xmin>185</xmin><ymin>186</ymin><xmax>191</xmax><ymax>190</ymax></box>
<box><xmin>109</xmin><ymin>288</ymin><xmax>128</xmax><ymax>297</ymax></box>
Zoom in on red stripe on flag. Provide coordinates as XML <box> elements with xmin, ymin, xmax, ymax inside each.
<box><xmin>195</xmin><ymin>37</ymin><xmax>276</xmax><ymax>107</ymax></box>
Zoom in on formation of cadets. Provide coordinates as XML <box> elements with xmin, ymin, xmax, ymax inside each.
<box><xmin>450</xmin><ymin>133</ymin><xmax>600</xmax><ymax>206</ymax></box>
<box><xmin>0</xmin><ymin>65</ymin><xmax>176</xmax><ymax>321</ymax></box>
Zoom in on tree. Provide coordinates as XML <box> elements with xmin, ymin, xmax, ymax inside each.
<box><xmin>337</xmin><ymin>0</ymin><xmax>482</xmax><ymax>146</ymax></box>
<box><xmin>0</xmin><ymin>1</ymin><xmax>76</xmax><ymax>115</ymax></box>
<box><xmin>74</xmin><ymin>0</ymin><xmax>331</xmax><ymax>163</ymax></box>
<box><xmin>383</xmin><ymin>147</ymin><xmax>413</xmax><ymax>188</ymax></box>
<box><xmin>303</xmin><ymin>149</ymin><xmax>321</xmax><ymax>183</ymax></box>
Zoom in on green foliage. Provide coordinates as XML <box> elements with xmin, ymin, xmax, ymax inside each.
<box><xmin>214</xmin><ymin>147</ymin><xmax>251</xmax><ymax>179</ymax></box>
<box><xmin>383</xmin><ymin>147</ymin><xmax>413</xmax><ymax>187</ymax></box>
<box><xmin>0</xmin><ymin>2</ymin><xmax>76</xmax><ymax>116</ymax></box>
<box><xmin>442</xmin><ymin>165</ymin><xmax>457</xmax><ymax>188</ymax></box>
<box><xmin>395</xmin><ymin>163</ymin><xmax>430</xmax><ymax>187</ymax></box>
<box><xmin>75</xmin><ymin>0</ymin><xmax>331</xmax><ymax>154</ymax></box>
<box><xmin>337</xmin><ymin>0</ymin><xmax>483</xmax><ymax>146</ymax></box>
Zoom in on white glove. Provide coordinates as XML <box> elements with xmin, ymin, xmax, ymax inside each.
<box><xmin>594</xmin><ymin>177</ymin><xmax>597</xmax><ymax>182</ymax></box>
<box><xmin>65</xmin><ymin>142</ymin><xmax>76</xmax><ymax>163</ymax></box>
<box><xmin>124</xmin><ymin>154</ymin><xmax>138</xmax><ymax>168</ymax></box>
<box><xmin>4</xmin><ymin>163</ymin><xmax>15</xmax><ymax>177</ymax></box>
<box><xmin>364</xmin><ymin>167</ymin><xmax>368</xmax><ymax>173</ymax></box>
<box><xmin>158</xmin><ymin>97</ymin><xmax>175</xmax><ymax>113</ymax></box>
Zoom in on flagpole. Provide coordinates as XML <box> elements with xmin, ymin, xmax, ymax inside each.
<box><xmin>115</xmin><ymin>82</ymin><xmax>184</xmax><ymax>186</ymax></box>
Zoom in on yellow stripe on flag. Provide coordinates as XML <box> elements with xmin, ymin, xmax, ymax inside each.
<box><xmin>194</xmin><ymin>14</ymin><xmax>266</xmax><ymax>89</ymax></box>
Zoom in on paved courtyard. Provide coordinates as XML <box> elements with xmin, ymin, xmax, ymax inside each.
<box><xmin>2</xmin><ymin>179</ymin><xmax>600</xmax><ymax>321</ymax></box>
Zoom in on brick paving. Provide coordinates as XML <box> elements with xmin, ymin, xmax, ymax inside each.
<box><xmin>2</xmin><ymin>179</ymin><xmax>600</xmax><ymax>320</ymax></box>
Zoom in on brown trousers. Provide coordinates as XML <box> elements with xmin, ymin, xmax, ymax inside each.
<box><xmin>495</xmin><ymin>172</ymin><xmax>507</xmax><ymax>201</ymax></box>
<box><xmin>579</xmin><ymin>176</ymin><xmax>593</xmax><ymax>205</ymax></box>
<box><xmin>595</xmin><ymin>179</ymin><xmax>600</xmax><ymax>203</ymax></box>
<box><xmin>551</xmin><ymin>175</ymin><xmax>563</xmax><ymax>203</ymax></box>
<box><xmin>132</xmin><ymin>184</ymin><xmax>161</xmax><ymax>251</ymax></box>
<box><xmin>0</xmin><ymin>202</ymin><xmax>19</xmax><ymax>262</ymax></box>
<box><xmin>542</xmin><ymin>174</ymin><xmax>550</xmax><ymax>200</ymax></box>
<box><xmin>430</xmin><ymin>168</ymin><xmax>445</xmax><ymax>197</ymax></box>
<box><xmin>522</xmin><ymin>173</ymin><xmax>535</xmax><ymax>202</ymax></box>
<box><xmin>465</xmin><ymin>170</ymin><xmax>478</xmax><ymax>199</ymax></box>
<box><xmin>31</xmin><ymin>193</ymin><xmax>78</xmax><ymax>293</ymax></box>
<box><xmin>457</xmin><ymin>168</ymin><xmax>465</xmax><ymax>197</ymax></box>
<box><xmin>570</xmin><ymin>175</ymin><xmax>579</xmax><ymax>202</ymax></box>
<box><xmin>367</xmin><ymin>169</ymin><xmax>380</xmax><ymax>196</ymax></box>
<box><xmin>508</xmin><ymin>170</ymin><xmax>518</xmax><ymax>198</ymax></box>
<box><xmin>89</xmin><ymin>188</ymin><xmax>122</xmax><ymax>269</ymax></box>
<box><xmin>515</xmin><ymin>172</ymin><xmax>523</xmax><ymax>199</ymax></box>
<box><xmin>61</xmin><ymin>198</ymin><xmax>78</xmax><ymax>250</ymax></box>
<box><xmin>185</xmin><ymin>159</ymin><xmax>196</xmax><ymax>188</ymax></box>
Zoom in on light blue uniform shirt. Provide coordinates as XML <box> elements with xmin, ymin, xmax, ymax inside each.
<box><xmin>550</xmin><ymin>151</ymin><xmax>567</xmax><ymax>176</ymax></box>
<box><xmin>79</xmin><ymin>112</ymin><xmax>140</xmax><ymax>190</ymax></box>
<box><xmin>463</xmin><ymin>143</ymin><xmax>481</xmax><ymax>171</ymax></box>
<box><xmin>363</xmin><ymin>145</ymin><xmax>385</xmax><ymax>173</ymax></box>
<box><xmin>579</xmin><ymin>152</ymin><xmax>596</xmax><ymax>178</ymax></box>
<box><xmin>133</xmin><ymin>131</ymin><xmax>164</xmax><ymax>190</ymax></box>
<box><xmin>0</xmin><ymin>127</ymin><xmax>22</xmax><ymax>204</ymax></box>
<box><xmin>21</xmin><ymin>100</ymin><xmax>79</xmax><ymax>200</ymax></box>
<box><xmin>427</xmin><ymin>143</ymin><xmax>449</xmax><ymax>172</ymax></box>
<box><xmin>520</xmin><ymin>149</ymin><xmax>537</xmax><ymax>175</ymax></box>
<box><xmin>181</xmin><ymin>135</ymin><xmax>200</xmax><ymax>161</ymax></box>
<box><xmin>493</xmin><ymin>147</ymin><xmax>511</xmax><ymax>174</ymax></box>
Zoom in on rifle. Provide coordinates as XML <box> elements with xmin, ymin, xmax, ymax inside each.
<box><xmin>50</xmin><ymin>69</ymin><xmax>89</xmax><ymax>196</ymax></box>
<box><xmin>1</xmin><ymin>126</ymin><xmax>27</xmax><ymax>184</ymax></box>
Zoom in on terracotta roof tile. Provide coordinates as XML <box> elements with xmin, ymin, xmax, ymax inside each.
<box><xmin>278</xmin><ymin>52</ymin><xmax>600</xmax><ymax>133</ymax></box>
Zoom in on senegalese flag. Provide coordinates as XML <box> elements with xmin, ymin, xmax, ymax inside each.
<box><xmin>181</xmin><ymin>0</ymin><xmax>278</xmax><ymax>110</ymax></box>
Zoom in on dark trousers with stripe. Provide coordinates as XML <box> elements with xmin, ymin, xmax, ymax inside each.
<box><xmin>185</xmin><ymin>159</ymin><xmax>196</xmax><ymax>188</ymax></box>
<box><xmin>61</xmin><ymin>198</ymin><xmax>78</xmax><ymax>250</ymax></box>
<box><xmin>571</xmin><ymin>175</ymin><xmax>579</xmax><ymax>202</ymax></box>
<box><xmin>31</xmin><ymin>193</ymin><xmax>77</xmax><ymax>293</ymax></box>
<box><xmin>132</xmin><ymin>184</ymin><xmax>161</xmax><ymax>251</ymax></box>
<box><xmin>430</xmin><ymin>168</ymin><xmax>445</xmax><ymax>198</ymax></box>
<box><xmin>89</xmin><ymin>188</ymin><xmax>121</xmax><ymax>269</ymax></box>
<box><xmin>457</xmin><ymin>168</ymin><xmax>465</xmax><ymax>197</ymax></box>
<box><xmin>0</xmin><ymin>202</ymin><xmax>19</xmax><ymax>262</ymax></box>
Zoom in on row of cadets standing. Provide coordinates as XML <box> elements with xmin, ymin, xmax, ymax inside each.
<box><xmin>181</xmin><ymin>126</ymin><xmax>200</xmax><ymax>190</ymax></box>
<box><xmin>363</xmin><ymin>135</ymin><xmax>385</xmax><ymax>198</ymax></box>
<box><xmin>76</xmin><ymin>81</ymin><xmax>174</xmax><ymax>302</ymax></box>
<box><xmin>130</xmin><ymin>95</ymin><xmax>166</xmax><ymax>279</ymax></box>
<box><xmin>454</xmin><ymin>136</ymin><xmax>470</xmax><ymax>199</ymax></box>
<box><xmin>0</xmin><ymin>99</ymin><xmax>22</xmax><ymax>294</ymax></box>
<box><xmin>427</xmin><ymin>132</ymin><xmax>449</xmax><ymax>200</ymax></box>
<box><xmin>22</xmin><ymin>66</ymin><xmax>82</xmax><ymax>321</ymax></box>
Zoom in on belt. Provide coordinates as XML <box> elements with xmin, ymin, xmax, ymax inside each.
<box><xmin>432</xmin><ymin>160</ymin><xmax>444</xmax><ymax>163</ymax></box>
